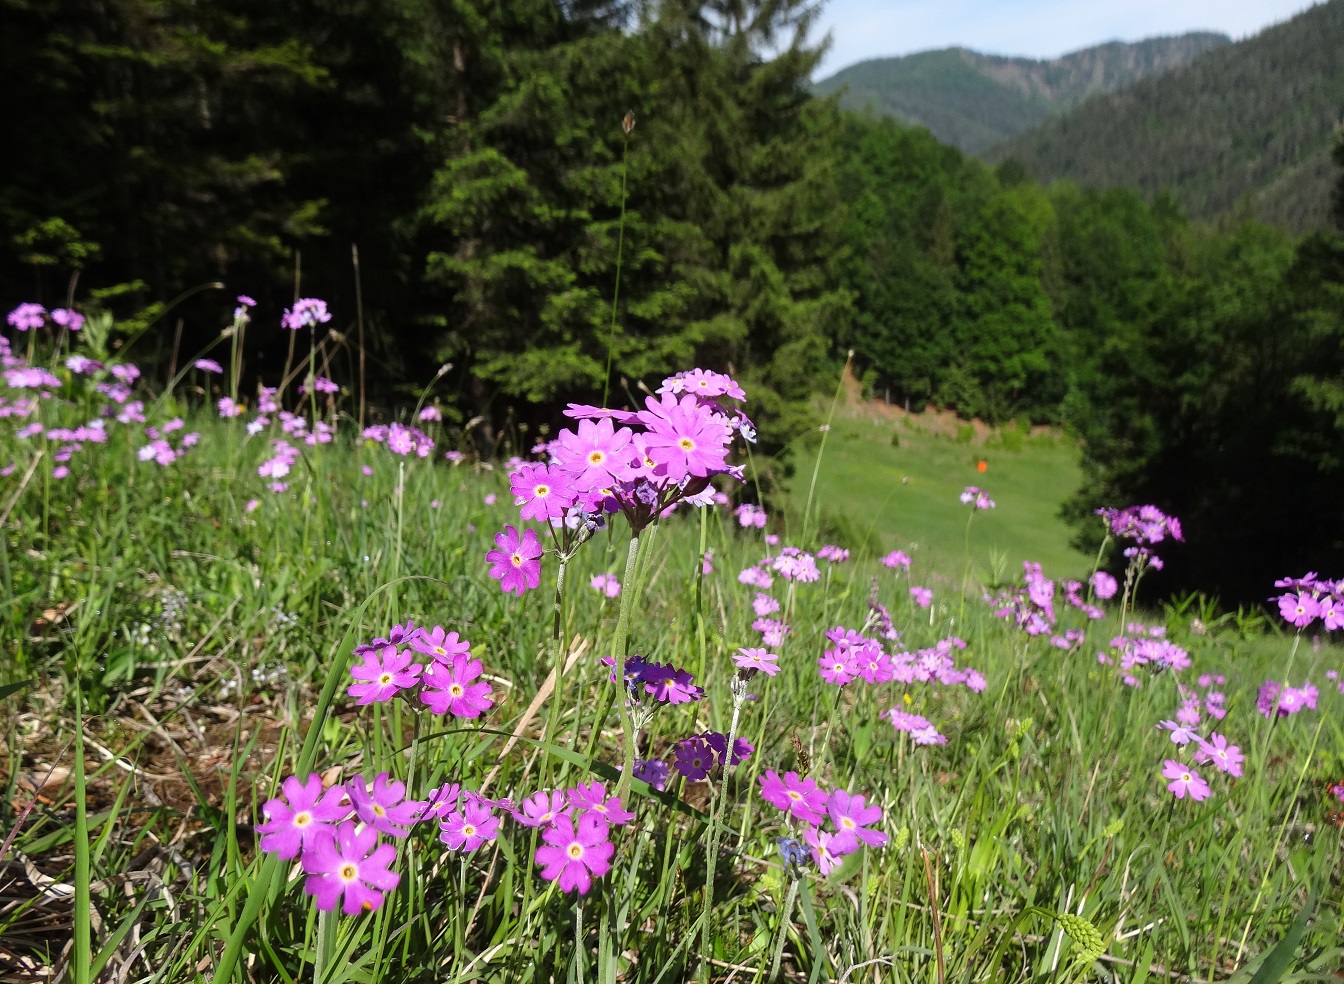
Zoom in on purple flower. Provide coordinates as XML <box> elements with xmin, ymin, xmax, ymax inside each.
<box><xmin>1162</xmin><ymin>760</ymin><xmax>1211</xmax><ymax>801</ymax></box>
<box><xmin>7</xmin><ymin>303</ymin><xmax>45</xmax><ymax>332</ymax></box>
<box><xmin>1158</xmin><ymin>720</ymin><xmax>1198</xmax><ymax>745</ymax></box>
<box><xmin>632</xmin><ymin>758</ymin><xmax>670</xmax><ymax>790</ymax></box>
<box><xmin>347</xmin><ymin>642</ymin><xmax>423</xmax><ymax>704</ymax></box>
<box><xmin>256</xmin><ymin>775</ymin><xmax>351</xmax><ymax>860</ymax></box>
<box><xmin>50</xmin><ymin>308</ymin><xmax>84</xmax><ymax>331</ymax></box>
<box><xmin>282</xmin><ymin>298</ymin><xmax>332</xmax><ymax>330</ymax></box>
<box><xmin>673</xmin><ymin>737</ymin><xmax>714</xmax><ymax>781</ymax></box>
<box><xmin>347</xmin><ymin>773</ymin><xmax>422</xmax><ymax>838</ymax></box>
<box><xmin>642</xmin><ymin>664</ymin><xmax>703</xmax><ymax>704</ymax></box>
<box><xmin>534</xmin><ymin>813</ymin><xmax>614</xmax><ymax>894</ymax></box>
<box><xmin>910</xmin><ymin>586</ymin><xmax>933</xmax><ymax>608</ymax></box>
<box><xmin>703</xmin><ymin>732</ymin><xmax>754</xmax><ymax>768</ymax></box>
<box><xmin>818</xmin><ymin>648</ymin><xmax>860</xmax><ymax>686</ymax></box>
<box><xmin>486</xmin><ymin>525</ymin><xmax>543</xmax><ymax>595</ymax></box>
<box><xmin>1090</xmin><ymin>571</ymin><xmax>1118</xmax><ymax>600</ymax></box>
<box><xmin>301</xmin><ymin>821</ymin><xmax>400</xmax><ymax>914</ymax></box>
<box><xmin>960</xmin><ymin>486</ymin><xmax>995</xmax><ymax>509</ymax></box>
<box><xmin>421</xmin><ymin>652</ymin><xmax>494</xmax><ymax>718</ymax></box>
<box><xmin>758</xmin><ymin>770</ymin><xmax>826</xmax><ymax>824</ymax></box>
<box><xmin>440</xmin><ymin>802</ymin><xmax>500</xmax><ymax>852</ymax></box>
<box><xmin>802</xmin><ymin>827</ymin><xmax>846</xmax><ymax>875</ymax></box>
<box><xmin>552</xmin><ymin>417</ymin><xmax>636</xmax><ymax>492</ymax></box>
<box><xmin>882</xmin><ymin>550</ymin><xmax>911</xmax><ymax>570</ymax></box>
<box><xmin>1277</xmin><ymin>592</ymin><xmax>1320</xmax><ymax>628</ymax></box>
<box><xmin>194</xmin><ymin>358</ymin><xmax>224</xmax><ymax>374</ymax></box>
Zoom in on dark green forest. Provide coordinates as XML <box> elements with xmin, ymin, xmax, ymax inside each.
<box><xmin>5</xmin><ymin>0</ymin><xmax>1344</xmax><ymax>601</ymax></box>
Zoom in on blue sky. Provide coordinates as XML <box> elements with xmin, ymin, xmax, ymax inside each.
<box><xmin>813</xmin><ymin>0</ymin><xmax>1319</xmax><ymax>77</ymax></box>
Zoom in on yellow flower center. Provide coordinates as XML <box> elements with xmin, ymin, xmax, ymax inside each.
<box><xmin>511</xmin><ymin>553</ymin><xmax>523</xmax><ymax>567</ymax></box>
<box><xmin>567</xmin><ymin>843</ymin><xmax>584</xmax><ymax>860</ymax></box>
<box><xmin>449</xmin><ymin>684</ymin><xmax>464</xmax><ymax>697</ymax></box>
<box><xmin>294</xmin><ymin>811</ymin><xmax>312</xmax><ymax>828</ymax></box>
<box><xmin>534</xmin><ymin>484</ymin><xmax>550</xmax><ymax>497</ymax></box>
<box><xmin>462</xmin><ymin>824</ymin><xmax>476</xmax><ymax>837</ymax></box>
<box><xmin>587</xmin><ymin>451</ymin><xmax>605</xmax><ymax>466</ymax></box>
<box><xmin>378</xmin><ymin>673</ymin><xmax>393</xmax><ymax>686</ymax></box>
<box><xmin>339</xmin><ymin>863</ymin><xmax>358</xmax><ymax>882</ymax></box>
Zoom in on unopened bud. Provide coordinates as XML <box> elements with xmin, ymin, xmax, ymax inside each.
<box><xmin>622</xmin><ymin>111</ymin><xmax>635</xmax><ymax>136</ymax></box>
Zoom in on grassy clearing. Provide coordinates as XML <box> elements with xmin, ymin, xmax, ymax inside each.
<box><xmin>793</xmin><ymin>406</ymin><xmax>1088</xmax><ymax>580</ymax></box>
<box><xmin>1</xmin><ymin>363</ymin><xmax>1342</xmax><ymax>984</ymax></box>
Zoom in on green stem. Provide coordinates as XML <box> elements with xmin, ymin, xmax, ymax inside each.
<box><xmin>768</xmin><ymin>876</ymin><xmax>802</xmax><ymax>982</ymax></box>
<box><xmin>612</xmin><ymin>532</ymin><xmax>643</xmax><ymax>800</ymax></box>
<box><xmin>800</xmin><ymin>352</ymin><xmax>853</xmax><ymax>546</ymax></box>
<box><xmin>72</xmin><ymin>689</ymin><xmax>91</xmax><ymax>984</ymax></box>
<box><xmin>600</xmin><ymin>129</ymin><xmax>632</xmax><ymax>408</ymax></box>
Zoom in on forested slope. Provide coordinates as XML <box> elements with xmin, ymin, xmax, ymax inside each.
<box><xmin>989</xmin><ymin>1</ymin><xmax>1344</xmax><ymax>231</ymax></box>
<box><xmin>813</xmin><ymin>33</ymin><xmax>1228</xmax><ymax>153</ymax></box>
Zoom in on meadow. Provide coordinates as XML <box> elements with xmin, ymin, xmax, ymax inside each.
<box><xmin>1</xmin><ymin>302</ymin><xmax>1342</xmax><ymax>984</ymax></box>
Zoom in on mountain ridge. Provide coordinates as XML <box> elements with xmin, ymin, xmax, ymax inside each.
<box><xmin>814</xmin><ymin>33</ymin><xmax>1230</xmax><ymax>154</ymax></box>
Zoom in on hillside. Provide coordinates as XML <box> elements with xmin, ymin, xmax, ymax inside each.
<box><xmin>988</xmin><ymin>1</ymin><xmax>1344</xmax><ymax>232</ymax></box>
<box><xmin>813</xmin><ymin>33</ymin><xmax>1229</xmax><ymax>154</ymax></box>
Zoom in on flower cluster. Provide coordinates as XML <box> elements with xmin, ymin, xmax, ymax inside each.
<box><xmin>7</xmin><ymin>303</ymin><xmax>84</xmax><ymax>332</ymax></box>
<box><xmin>1097</xmin><ymin>623</ymin><xmax>1190</xmax><ymax>687</ymax></box>
<box><xmin>672</xmin><ymin>732</ymin><xmax>755</xmax><ymax>781</ymax></box>
<box><xmin>138</xmin><ymin>419</ymin><xmax>201</xmax><ymax>467</ymax></box>
<box><xmin>281</xmin><ymin>297</ymin><xmax>332</xmax><ymax>330</ymax></box>
<box><xmin>734</xmin><ymin>503</ymin><xmax>768</xmax><ymax>528</ymax></box>
<box><xmin>758</xmin><ymin>771</ymin><xmax>888</xmax><ymax>874</ymax></box>
<box><xmin>600</xmin><ymin>656</ymin><xmax>705</xmax><ymax>706</ymax></box>
<box><xmin>348</xmin><ymin>622</ymin><xmax>494</xmax><ymax>718</ymax></box>
<box><xmin>257</xmin><ymin>772</ymin><xmax>415</xmax><ymax>914</ymax></box>
<box><xmin>1256</xmin><ymin>679</ymin><xmax>1318</xmax><ymax>718</ymax></box>
<box><xmin>960</xmin><ymin>486</ymin><xmax>995</xmax><ymax>510</ymax></box>
<box><xmin>1098</xmin><ymin>503</ymin><xmax>1183</xmax><ymax>572</ymax></box>
<box><xmin>1272</xmin><ymin>573</ymin><xmax>1343</xmax><ymax>630</ymax></box>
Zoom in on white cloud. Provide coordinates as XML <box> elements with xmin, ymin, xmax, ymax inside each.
<box><xmin>813</xmin><ymin>0</ymin><xmax>1320</xmax><ymax>78</ymax></box>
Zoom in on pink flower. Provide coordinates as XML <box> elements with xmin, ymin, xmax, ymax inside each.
<box><xmin>802</xmin><ymin>826</ymin><xmax>847</xmax><ymax>875</ymax></box>
<box><xmin>758</xmin><ymin>770</ymin><xmax>826</xmax><ymax>824</ymax></box>
<box><xmin>409</xmin><ymin>626</ymin><xmax>472</xmax><ymax>666</ymax></box>
<box><xmin>421</xmin><ymin>652</ymin><xmax>494</xmax><ymax>718</ymax></box>
<box><xmin>510</xmin><ymin>463</ymin><xmax>576</xmax><ymax>522</ymax></box>
<box><xmin>347</xmin><ymin>642</ymin><xmax>422</xmax><ymax>704</ymax></box>
<box><xmin>439</xmin><ymin>802</ymin><xmax>500</xmax><ymax>852</ymax></box>
<box><xmin>826</xmin><ymin>790</ymin><xmax>887</xmax><ymax>852</ymax></box>
<box><xmin>636</xmin><ymin>392</ymin><xmax>730</xmax><ymax>482</ymax></box>
<box><xmin>1193</xmin><ymin>733</ymin><xmax>1244</xmax><ymax>777</ymax></box>
<box><xmin>1162</xmin><ymin>760</ymin><xmax>1211</xmax><ymax>801</ymax></box>
<box><xmin>552</xmin><ymin>417</ymin><xmax>636</xmax><ymax>492</ymax></box>
<box><xmin>882</xmin><ymin>550</ymin><xmax>911</xmax><ymax>569</ymax></box>
<box><xmin>486</xmin><ymin>525</ymin><xmax>543</xmax><ymax>595</ymax></box>
<box><xmin>534</xmin><ymin>813</ymin><xmax>614</xmax><ymax>894</ymax></box>
<box><xmin>590</xmin><ymin>573</ymin><xmax>622</xmax><ymax>598</ymax></box>
<box><xmin>566</xmin><ymin>781</ymin><xmax>636</xmax><ymax>826</ymax></box>
<box><xmin>1090</xmin><ymin>571</ymin><xmax>1118</xmax><ymax>600</ymax></box>
<box><xmin>512</xmin><ymin>790</ymin><xmax>569</xmax><ymax>828</ymax></box>
<box><xmin>256</xmin><ymin>774</ymin><xmax>350</xmax><ymax>859</ymax></box>
<box><xmin>733</xmin><ymin>647</ymin><xmax>780</xmax><ymax>676</ymax></box>
<box><xmin>910</xmin><ymin>586</ymin><xmax>933</xmax><ymax>608</ymax></box>
<box><xmin>1277</xmin><ymin>592</ymin><xmax>1320</xmax><ymax>628</ymax></box>
<box><xmin>347</xmin><ymin>773</ymin><xmax>422</xmax><ymax>838</ymax></box>
<box><xmin>818</xmin><ymin>648</ymin><xmax>859</xmax><ymax>686</ymax></box>
<box><xmin>194</xmin><ymin>358</ymin><xmax>223</xmax><ymax>373</ymax></box>
<box><xmin>302</xmin><ymin>821</ymin><xmax>399</xmax><ymax>914</ymax></box>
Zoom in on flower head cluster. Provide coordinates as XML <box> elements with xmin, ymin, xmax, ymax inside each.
<box><xmin>1272</xmin><ymin>573</ymin><xmax>1343</xmax><ymax>630</ymax></box>
<box><xmin>672</xmin><ymin>732</ymin><xmax>754</xmax><ymax>781</ymax></box>
<box><xmin>282</xmin><ymin>297</ymin><xmax>332</xmax><ymax>330</ymax></box>
<box><xmin>600</xmin><ymin>656</ymin><xmax>705</xmax><ymax>706</ymax></box>
<box><xmin>1256</xmin><ymin>679</ymin><xmax>1319</xmax><ymax>718</ymax></box>
<box><xmin>1097</xmin><ymin>623</ymin><xmax>1190</xmax><ymax>686</ymax></box>
<box><xmin>506</xmin><ymin>782</ymin><xmax>630</xmax><ymax>894</ymax></box>
<box><xmin>1098</xmin><ymin>503</ymin><xmax>1183</xmax><ymax>572</ymax></box>
<box><xmin>960</xmin><ymin>486</ymin><xmax>995</xmax><ymax>510</ymax></box>
<box><xmin>735</xmin><ymin>503</ymin><xmax>768</xmax><ymax>528</ymax></box>
<box><xmin>347</xmin><ymin>623</ymin><xmax>494</xmax><ymax>719</ymax></box>
<box><xmin>758</xmin><ymin>771</ymin><xmax>888</xmax><ymax>874</ymax></box>
<box><xmin>257</xmin><ymin>772</ymin><xmax>420</xmax><ymax>914</ymax></box>
<box><xmin>887</xmin><ymin>708</ymin><xmax>948</xmax><ymax>745</ymax></box>
<box><xmin>590</xmin><ymin>573</ymin><xmax>621</xmax><ymax>598</ymax></box>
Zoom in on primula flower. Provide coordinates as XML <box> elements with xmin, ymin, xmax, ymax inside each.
<box><xmin>632</xmin><ymin>758</ymin><xmax>670</xmax><ymax>790</ymax></box>
<box><xmin>534</xmin><ymin>812</ymin><xmax>615</xmax><ymax>895</ymax></box>
<box><xmin>1194</xmin><ymin>733</ymin><xmax>1244</xmax><ymax>777</ymax></box>
<box><xmin>552</xmin><ymin>416</ymin><xmax>636</xmax><ymax>491</ymax></box>
<box><xmin>826</xmin><ymin>790</ymin><xmax>887</xmax><ymax>852</ymax></box>
<box><xmin>636</xmin><ymin>392</ymin><xmax>731</xmax><ymax>482</ymax></box>
<box><xmin>348</xmin><ymin>642</ymin><xmax>422</xmax><ymax>704</ymax></box>
<box><xmin>759</xmin><ymin>770</ymin><xmax>826</xmax><ymax>824</ymax></box>
<box><xmin>590</xmin><ymin>573</ymin><xmax>621</xmax><ymax>598</ymax></box>
<box><xmin>882</xmin><ymin>550</ymin><xmax>911</xmax><ymax>570</ymax></box>
<box><xmin>1158</xmin><ymin>720</ymin><xmax>1198</xmax><ymax>745</ymax></box>
<box><xmin>960</xmin><ymin>486</ymin><xmax>995</xmax><ymax>509</ymax></box>
<box><xmin>802</xmin><ymin>827</ymin><xmax>847</xmax><ymax>875</ymax></box>
<box><xmin>642</xmin><ymin>664</ymin><xmax>704</xmax><ymax>704</ymax></box>
<box><xmin>256</xmin><ymin>774</ymin><xmax>350</xmax><ymax>859</ymax></box>
<box><xmin>910</xmin><ymin>586</ymin><xmax>933</xmax><ymax>608</ymax></box>
<box><xmin>8</xmin><ymin>303</ymin><xmax>46</xmax><ymax>331</ymax></box>
<box><xmin>409</xmin><ymin>626</ymin><xmax>472</xmax><ymax>666</ymax></box>
<box><xmin>703</xmin><ymin>732</ymin><xmax>754</xmax><ymax>767</ymax></box>
<box><xmin>418</xmin><ymin>782</ymin><xmax>462</xmax><ymax>821</ymax></box>
<box><xmin>1162</xmin><ymin>760</ymin><xmax>1211</xmax><ymax>801</ymax></box>
<box><xmin>440</xmin><ymin>803</ymin><xmax>500</xmax><ymax>852</ymax></box>
<box><xmin>194</xmin><ymin>358</ymin><xmax>224</xmax><ymax>373</ymax></box>
<box><xmin>347</xmin><ymin>773</ymin><xmax>422</xmax><ymax>838</ymax></box>
<box><xmin>1090</xmin><ymin>571</ymin><xmax>1118</xmax><ymax>600</ymax></box>
<box><xmin>752</xmin><ymin>592</ymin><xmax>780</xmax><ymax>616</ymax></box>
<box><xmin>673</xmin><ymin>737</ymin><xmax>714</xmax><ymax>781</ymax></box>
<box><xmin>733</xmin><ymin>647</ymin><xmax>780</xmax><ymax>676</ymax></box>
<box><xmin>50</xmin><ymin>308</ymin><xmax>84</xmax><ymax>331</ymax></box>
<box><xmin>512</xmin><ymin>790</ymin><xmax>569</xmax><ymax>828</ymax></box>
<box><xmin>567</xmin><ymin>781</ymin><xmax>636</xmax><ymax>826</ymax></box>
<box><xmin>1277</xmin><ymin>592</ymin><xmax>1320</xmax><ymax>628</ymax></box>
<box><xmin>302</xmin><ymin>821</ymin><xmax>400</xmax><ymax>915</ymax></box>
<box><xmin>819</xmin><ymin>649</ymin><xmax>860</xmax><ymax>686</ymax></box>
<box><xmin>510</xmin><ymin>462</ymin><xmax>576</xmax><ymax>522</ymax></box>
<box><xmin>486</xmin><ymin>525</ymin><xmax>543</xmax><ymax>595</ymax></box>
<box><xmin>421</xmin><ymin>652</ymin><xmax>494</xmax><ymax>718</ymax></box>
<box><xmin>282</xmin><ymin>297</ymin><xmax>332</xmax><ymax>330</ymax></box>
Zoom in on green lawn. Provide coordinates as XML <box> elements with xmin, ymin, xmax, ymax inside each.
<box><xmin>792</xmin><ymin>411</ymin><xmax>1090</xmax><ymax>581</ymax></box>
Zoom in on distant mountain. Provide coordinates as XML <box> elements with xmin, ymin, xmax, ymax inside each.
<box><xmin>813</xmin><ymin>34</ymin><xmax>1230</xmax><ymax>154</ymax></box>
<box><xmin>988</xmin><ymin>2</ymin><xmax>1344</xmax><ymax>232</ymax></box>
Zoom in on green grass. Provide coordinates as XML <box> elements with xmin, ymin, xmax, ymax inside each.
<box><xmin>795</xmin><ymin>410</ymin><xmax>1089</xmax><ymax>580</ymax></box>
<box><xmin>2</xmin><ymin>356</ymin><xmax>1342</xmax><ymax>984</ymax></box>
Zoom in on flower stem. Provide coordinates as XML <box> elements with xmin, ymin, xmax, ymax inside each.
<box><xmin>767</xmin><ymin>876</ymin><xmax>801</xmax><ymax>982</ymax></box>
<box><xmin>612</xmin><ymin>532</ymin><xmax>642</xmax><ymax>800</ymax></box>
